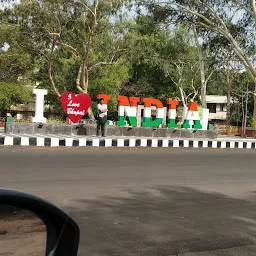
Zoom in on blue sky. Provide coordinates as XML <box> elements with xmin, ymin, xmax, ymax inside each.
<box><xmin>0</xmin><ymin>0</ymin><xmax>20</xmax><ymax>10</ymax></box>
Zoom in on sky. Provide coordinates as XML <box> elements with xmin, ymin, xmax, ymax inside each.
<box><xmin>0</xmin><ymin>0</ymin><xmax>20</xmax><ymax>10</ymax></box>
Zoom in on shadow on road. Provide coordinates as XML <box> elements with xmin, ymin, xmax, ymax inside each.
<box><xmin>66</xmin><ymin>186</ymin><xmax>256</xmax><ymax>256</ymax></box>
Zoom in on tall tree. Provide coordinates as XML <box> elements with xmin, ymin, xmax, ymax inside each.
<box><xmin>2</xmin><ymin>0</ymin><xmax>129</xmax><ymax>118</ymax></box>
<box><xmin>0</xmin><ymin>8</ymin><xmax>33</xmax><ymax>83</ymax></box>
<box><xmin>120</xmin><ymin>16</ymin><xmax>201</xmax><ymax>103</ymax></box>
<box><xmin>192</xmin><ymin>25</ymin><xmax>214</xmax><ymax>108</ymax></box>
<box><xmin>119</xmin><ymin>15</ymin><xmax>178</xmax><ymax>99</ymax></box>
<box><xmin>144</xmin><ymin>0</ymin><xmax>256</xmax><ymax>126</ymax></box>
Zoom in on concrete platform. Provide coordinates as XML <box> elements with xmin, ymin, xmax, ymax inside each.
<box><xmin>4</xmin><ymin>123</ymin><xmax>217</xmax><ymax>139</ymax></box>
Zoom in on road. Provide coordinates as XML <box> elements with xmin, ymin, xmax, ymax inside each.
<box><xmin>1</xmin><ymin>147</ymin><xmax>256</xmax><ymax>255</ymax></box>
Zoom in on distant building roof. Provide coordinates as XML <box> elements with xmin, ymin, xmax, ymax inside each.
<box><xmin>10</xmin><ymin>103</ymin><xmax>58</xmax><ymax>113</ymax></box>
<box><xmin>206</xmin><ymin>95</ymin><xmax>227</xmax><ymax>104</ymax></box>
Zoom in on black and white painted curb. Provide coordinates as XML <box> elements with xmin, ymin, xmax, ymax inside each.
<box><xmin>0</xmin><ymin>136</ymin><xmax>255</xmax><ymax>149</ymax></box>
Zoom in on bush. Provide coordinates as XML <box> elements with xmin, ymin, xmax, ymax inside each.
<box><xmin>47</xmin><ymin>118</ymin><xmax>66</xmax><ymax>124</ymax></box>
<box><xmin>0</xmin><ymin>82</ymin><xmax>32</xmax><ymax>116</ymax></box>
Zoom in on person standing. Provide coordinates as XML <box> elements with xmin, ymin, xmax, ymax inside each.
<box><xmin>96</xmin><ymin>98</ymin><xmax>108</xmax><ymax>137</ymax></box>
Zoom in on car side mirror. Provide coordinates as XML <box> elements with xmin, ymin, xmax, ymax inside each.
<box><xmin>0</xmin><ymin>189</ymin><xmax>79</xmax><ymax>256</ymax></box>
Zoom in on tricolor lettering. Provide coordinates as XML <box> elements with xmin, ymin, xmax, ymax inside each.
<box><xmin>117</xmin><ymin>96</ymin><xmax>140</xmax><ymax>127</ymax></box>
<box><xmin>167</xmin><ymin>99</ymin><xmax>179</xmax><ymax>128</ymax></box>
<box><xmin>142</xmin><ymin>98</ymin><xmax>164</xmax><ymax>128</ymax></box>
<box><xmin>182</xmin><ymin>102</ymin><xmax>202</xmax><ymax>129</ymax></box>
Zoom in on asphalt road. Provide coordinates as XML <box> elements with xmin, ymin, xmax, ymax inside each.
<box><xmin>1</xmin><ymin>147</ymin><xmax>256</xmax><ymax>256</ymax></box>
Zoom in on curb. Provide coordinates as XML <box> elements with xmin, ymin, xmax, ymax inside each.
<box><xmin>0</xmin><ymin>136</ymin><xmax>255</xmax><ymax>149</ymax></box>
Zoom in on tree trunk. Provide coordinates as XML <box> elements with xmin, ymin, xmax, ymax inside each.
<box><xmin>82</xmin><ymin>79</ymin><xmax>95</xmax><ymax>120</ymax></box>
<box><xmin>193</xmin><ymin>25</ymin><xmax>207</xmax><ymax>108</ymax></box>
<box><xmin>201</xmin><ymin>81</ymin><xmax>207</xmax><ymax>108</ymax></box>
<box><xmin>226</xmin><ymin>63</ymin><xmax>231</xmax><ymax>135</ymax></box>
<box><xmin>241</xmin><ymin>94</ymin><xmax>245</xmax><ymax>137</ymax></box>
<box><xmin>253</xmin><ymin>79</ymin><xmax>256</xmax><ymax>130</ymax></box>
<box><xmin>244</xmin><ymin>84</ymin><xmax>249</xmax><ymax>137</ymax></box>
<box><xmin>198</xmin><ymin>49</ymin><xmax>207</xmax><ymax>108</ymax></box>
<box><xmin>87</xmin><ymin>107</ymin><xmax>95</xmax><ymax>120</ymax></box>
<box><xmin>178</xmin><ymin>81</ymin><xmax>186</xmax><ymax>107</ymax></box>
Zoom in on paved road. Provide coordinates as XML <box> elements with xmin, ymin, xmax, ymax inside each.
<box><xmin>1</xmin><ymin>147</ymin><xmax>256</xmax><ymax>255</ymax></box>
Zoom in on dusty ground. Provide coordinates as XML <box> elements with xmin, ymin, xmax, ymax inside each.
<box><xmin>0</xmin><ymin>209</ymin><xmax>46</xmax><ymax>256</ymax></box>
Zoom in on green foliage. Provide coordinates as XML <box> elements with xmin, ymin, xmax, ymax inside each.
<box><xmin>120</xmin><ymin>17</ymin><xmax>201</xmax><ymax>102</ymax></box>
<box><xmin>47</xmin><ymin>117</ymin><xmax>66</xmax><ymax>124</ymax></box>
<box><xmin>1</xmin><ymin>0</ymin><xmax>130</xmax><ymax>102</ymax></box>
<box><xmin>1</xmin><ymin>0</ymin><xmax>255</xmax><ymax>125</ymax></box>
<box><xmin>89</xmin><ymin>61</ymin><xmax>129</xmax><ymax>102</ymax></box>
<box><xmin>0</xmin><ymin>82</ymin><xmax>32</xmax><ymax>115</ymax></box>
<box><xmin>0</xmin><ymin>16</ymin><xmax>34</xmax><ymax>82</ymax></box>
<box><xmin>248</xmin><ymin>116</ymin><xmax>256</xmax><ymax>128</ymax></box>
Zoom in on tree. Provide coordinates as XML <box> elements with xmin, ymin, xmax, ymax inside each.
<box><xmin>119</xmin><ymin>15</ymin><xmax>178</xmax><ymax>99</ymax></box>
<box><xmin>162</xmin><ymin>26</ymin><xmax>201</xmax><ymax>107</ymax></box>
<box><xmin>167</xmin><ymin>60</ymin><xmax>199</xmax><ymax>107</ymax></box>
<box><xmin>232</xmin><ymin>71</ymin><xmax>255</xmax><ymax>129</ymax></box>
<box><xmin>144</xmin><ymin>0</ymin><xmax>256</xmax><ymax>127</ymax></box>
<box><xmin>0</xmin><ymin>9</ymin><xmax>33</xmax><ymax>83</ymax></box>
<box><xmin>2</xmin><ymin>0</ymin><xmax>129</xmax><ymax>119</ymax></box>
<box><xmin>192</xmin><ymin>24</ymin><xmax>214</xmax><ymax>108</ymax></box>
<box><xmin>119</xmin><ymin>16</ymin><xmax>201</xmax><ymax>104</ymax></box>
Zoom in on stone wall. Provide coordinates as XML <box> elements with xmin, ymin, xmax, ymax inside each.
<box><xmin>5</xmin><ymin>123</ymin><xmax>217</xmax><ymax>139</ymax></box>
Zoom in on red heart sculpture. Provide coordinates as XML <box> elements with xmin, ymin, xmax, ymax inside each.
<box><xmin>61</xmin><ymin>92</ymin><xmax>91</xmax><ymax>123</ymax></box>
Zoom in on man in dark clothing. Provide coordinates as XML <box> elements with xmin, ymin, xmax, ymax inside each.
<box><xmin>96</xmin><ymin>98</ymin><xmax>108</xmax><ymax>137</ymax></box>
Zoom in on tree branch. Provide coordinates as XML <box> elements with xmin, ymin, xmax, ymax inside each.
<box><xmin>61</xmin><ymin>43</ymin><xmax>81</xmax><ymax>57</ymax></box>
<box><xmin>75</xmin><ymin>0</ymin><xmax>95</xmax><ymax>17</ymax></box>
<box><xmin>179</xmin><ymin>86</ymin><xmax>187</xmax><ymax>107</ymax></box>
<box><xmin>46</xmin><ymin>16</ymin><xmax>62</xmax><ymax>98</ymax></box>
<box><xmin>167</xmin><ymin>70</ymin><xmax>178</xmax><ymax>86</ymax></box>
<box><xmin>88</xmin><ymin>62</ymin><xmax>112</xmax><ymax>72</ymax></box>
<box><xmin>76</xmin><ymin>63</ymin><xmax>84</xmax><ymax>93</ymax></box>
<box><xmin>93</xmin><ymin>0</ymin><xmax>99</xmax><ymax>25</ymax></box>
<box><xmin>229</xmin><ymin>7</ymin><xmax>241</xmax><ymax>21</ymax></box>
<box><xmin>252</xmin><ymin>0</ymin><xmax>256</xmax><ymax>23</ymax></box>
<box><xmin>79</xmin><ymin>0</ymin><xmax>99</xmax><ymax>92</ymax></box>
<box><xmin>191</xmin><ymin>82</ymin><xmax>198</xmax><ymax>101</ymax></box>
<box><xmin>156</xmin><ymin>2</ymin><xmax>222</xmax><ymax>31</ymax></box>
<box><xmin>196</xmin><ymin>22</ymin><xmax>256</xmax><ymax>80</ymax></box>
<box><xmin>168</xmin><ymin>62</ymin><xmax>187</xmax><ymax>107</ymax></box>
<box><xmin>46</xmin><ymin>16</ymin><xmax>62</xmax><ymax>38</ymax></box>
<box><xmin>81</xmin><ymin>41</ymin><xmax>90</xmax><ymax>92</ymax></box>
<box><xmin>185</xmin><ymin>79</ymin><xmax>198</xmax><ymax>102</ymax></box>
<box><xmin>231</xmin><ymin>0</ymin><xmax>255</xmax><ymax>21</ymax></box>
<box><xmin>88</xmin><ymin>49</ymin><xmax>121</xmax><ymax>72</ymax></box>
<box><xmin>48</xmin><ymin>37</ymin><xmax>61</xmax><ymax>98</ymax></box>
<box><xmin>199</xmin><ymin>1</ymin><xmax>228</xmax><ymax>31</ymax></box>
<box><xmin>205</xmin><ymin>70</ymin><xmax>215</xmax><ymax>85</ymax></box>
<box><xmin>156</xmin><ymin>1</ymin><xmax>256</xmax><ymax>80</ymax></box>
<box><xmin>81</xmin><ymin>64</ymin><xmax>88</xmax><ymax>92</ymax></box>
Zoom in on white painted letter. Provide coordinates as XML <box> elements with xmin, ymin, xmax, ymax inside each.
<box><xmin>32</xmin><ymin>89</ymin><xmax>48</xmax><ymax>123</ymax></box>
